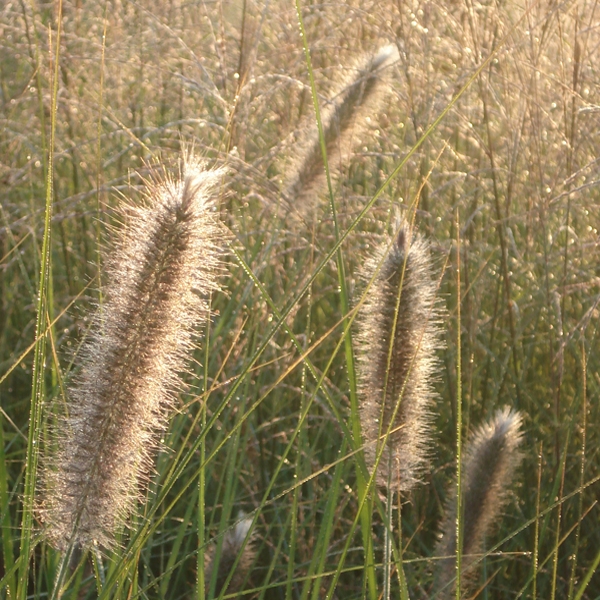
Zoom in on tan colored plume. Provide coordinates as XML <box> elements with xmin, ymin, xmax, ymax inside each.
<box><xmin>42</xmin><ymin>157</ymin><xmax>225</xmax><ymax>551</ymax></box>
<box><xmin>281</xmin><ymin>44</ymin><xmax>399</xmax><ymax>215</ymax></box>
<box><xmin>434</xmin><ymin>407</ymin><xmax>524</xmax><ymax>598</ymax></box>
<box><xmin>357</xmin><ymin>220</ymin><xmax>441</xmax><ymax>494</ymax></box>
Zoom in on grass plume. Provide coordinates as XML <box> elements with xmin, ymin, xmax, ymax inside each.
<box><xmin>281</xmin><ymin>44</ymin><xmax>399</xmax><ymax>212</ymax></box>
<box><xmin>434</xmin><ymin>407</ymin><xmax>524</xmax><ymax>598</ymax></box>
<box><xmin>205</xmin><ymin>514</ymin><xmax>257</xmax><ymax>598</ymax></box>
<box><xmin>357</xmin><ymin>221</ymin><xmax>441</xmax><ymax>493</ymax></box>
<box><xmin>42</xmin><ymin>157</ymin><xmax>225</xmax><ymax>551</ymax></box>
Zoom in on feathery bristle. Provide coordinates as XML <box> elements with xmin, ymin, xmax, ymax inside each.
<box><xmin>434</xmin><ymin>407</ymin><xmax>524</xmax><ymax>598</ymax></box>
<box><xmin>282</xmin><ymin>44</ymin><xmax>399</xmax><ymax>211</ymax></box>
<box><xmin>205</xmin><ymin>515</ymin><xmax>257</xmax><ymax>597</ymax></box>
<box><xmin>357</xmin><ymin>221</ymin><xmax>441</xmax><ymax>493</ymax></box>
<box><xmin>42</xmin><ymin>158</ymin><xmax>225</xmax><ymax>551</ymax></box>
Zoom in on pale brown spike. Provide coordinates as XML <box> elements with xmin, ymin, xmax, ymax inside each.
<box><xmin>281</xmin><ymin>44</ymin><xmax>399</xmax><ymax>215</ymax></box>
<box><xmin>41</xmin><ymin>157</ymin><xmax>225</xmax><ymax>551</ymax></box>
<box><xmin>434</xmin><ymin>407</ymin><xmax>524</xmax><ymax>598</ymax></box>
<box><xmin>357</xmin><ymin>219</ymin><xmax>442</xmax><ymax>494</ymax></box>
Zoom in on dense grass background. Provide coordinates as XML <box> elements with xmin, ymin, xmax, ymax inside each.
<box><xmin>1</xmin><ymin>0</ymin><xmax>599</xmax><ymax>598</ymax></box>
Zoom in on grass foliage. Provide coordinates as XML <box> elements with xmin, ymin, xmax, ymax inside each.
<box><xmin>1</xmin><ymin>0</ymin><xmax>599</xmax><ymax>598</ymax></box>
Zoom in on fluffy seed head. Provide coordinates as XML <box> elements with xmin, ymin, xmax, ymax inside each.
<box><xmin>42</xmin><ymin>158</ymin><xmax>225</xmax><ymax>550</ymax></box>
<box><xmin>434</xmin><ymin>407</ymin><xmax>524</xmax><ymax>598</ymax></box>
<box><xmin>205</xmin><ymin>514</ymin><xmax>257</xmax><ymax>597</ymax></box>
<box><xmin>357</xmin><ymin>221</ymin><xmax>441</xmax><ymax>493</ymax></box>
<box><xmin>282</xmin><ymin>44</ymin><xmax>399</xmax><ymax>213</ymax></box>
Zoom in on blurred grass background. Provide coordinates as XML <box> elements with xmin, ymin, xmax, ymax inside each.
<box><xmin>1</xmin><ymin>0</ymin><xmax>599</xmax><ymax>598</ymax></box>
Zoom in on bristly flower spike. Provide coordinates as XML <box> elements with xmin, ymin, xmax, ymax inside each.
<box><xmin>282</xmin><ymin>44</ymin><xmax>399</xmax><ymax>213</ymax></box>
<box><xmin>357</xmin><ymin>220</ymin><xmax>442</xmax><ymax>494</ymax></box>
<box><xmin>434</xmin><ymin>407</ymin><xmax>524</xmax><ymax>598</ymax></box>
<box><xmin>205</xmin><ymin>513</ymin><xmax>257</xmax><ymax>597</ymax></box>
<box><xmin>43</xmin><ymin>157</ymin><xmax>225</xmax><ymax>551</ymax></box>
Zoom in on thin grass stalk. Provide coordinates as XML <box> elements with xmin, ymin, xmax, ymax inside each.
<box><xmin>293</xmin><ymin>5</ymin><xmax>377</xmax><ymax>597</ymax></box>
<box><xmin>92</xmin><ymin>549</ymin><xmax>105</xmax><ymax>593</ymax></box>
<box><xmin>455</xmin><ymin>212</ymin><xmax>463</xmax><ymax>600</ymax></box>
<box><xmin>383</xmin><ymin>465</ymin><xmax>393</xmax><ymax>600</ymax></box>
<box><xmin>287</xmin><ymin>482</ymin><xmax>299</xmax><ymax>600</ymax></box>
<box><xmin>207</xmin><ymin>419</ymin><xmax>242</xmax><ymax>598</ymax></box>
<box><xmin>532</xmin><ymin>442</ymin><xmax>543</xmax><ymax>600</ymax></box>
<box><xmin>42</xmin><ymin>158</ymin><xmax>225</xmax><ymax>555</ymax></box>
<box><xmin>479</xmin><ymin>80</ymin><xmax>521</xmax><ymax>408</ymax></box>
<box><xmin>158</xmin><ymin>477</ymin><xmax>197</xmax><ymax>595</ymax></box>
<box><xmin>0</xmin><ymin>204</ymin><xmax>35</xmax><ymax>299</ymax></box>
<box><xmin>550</xmin><ymin>433</ymin><xmax>569</xmax><ymax>600</ymax></box>
<box><xmin>573</xmin><ymin>548</ymin><xmax>600</xmax><ymax>600</ymax></box>
<box><xmin>567</xmin><ymin>337</ymin><xmax>587</xmax><ymax>600</ymax></box>
<box><xmin>95</xmin><ymin>3</ymin><xmax>109</xmax><ymax>303</ymax></box>
<box><xmin>324</xmin><ymin>433</ymin><xmax>387</xmax><ymax>600</ymax></box>
<box><xmin>305</xmin><ymin>444</ymin><xmax>347</xmax><ymax>600</ymax></box>
<box><xmin>197</xmin><ymin>312</ymin><xmax>211</xmax><ymax>599</ymax></box>
<box><xmin>288</xmin><ymin>306</ymin><xmax>313</xmax><ymax>600</ymax></box>
<box><xmin>18</xmin><ymin>3</ymin><xmax>63</xmax><ymax>599</ymax></box>
<box><xmin>0</xmin><ymin>416</ymin><xmax>15</xmax><ymax>598</ymax></box>
<box><xmin>394</xmin><ymin>494</ymin><xmax>410</xmax><ymax>600</ymax></box>
<box><xmin>293</xmin><ymin>267</ymin><xmax>312</xmax><ymax>600</ymax></box>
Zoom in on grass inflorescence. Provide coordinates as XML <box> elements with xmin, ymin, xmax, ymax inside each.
<box><xmin>42</xmin><ymin>159</ymin><xmax>225</xmax><ymax>552</ymax></box>
<box><xmin>357</xmin><ymin>220</ymin><xmax>442</xmax><ymax>494</ymax></box>
<box><xmin>434</xmin><ymin>407</ymin><xmax>524</xmax><ymax>599</ymax></box>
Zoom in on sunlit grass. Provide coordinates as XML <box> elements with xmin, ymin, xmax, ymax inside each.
<box><xmin>1</xmin><ymin>0</ymin><xmax>599</xmax><ymax>598</ymax></box>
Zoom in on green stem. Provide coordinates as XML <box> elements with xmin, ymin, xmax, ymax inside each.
<box><xmin>455</xmin><ymin>209</ymin><xmax>463</xmax><ymax>600</ymax></box>
<box><xmin>19</xmin><ymin>3</ymin><xmax>63</xmax><ymax>598</ymax></box>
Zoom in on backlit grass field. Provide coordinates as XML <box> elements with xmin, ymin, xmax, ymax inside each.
<box><xmin>1</xmin><ymin>1</ymin><xmax>599</xmax><ymax>598</ymax></box>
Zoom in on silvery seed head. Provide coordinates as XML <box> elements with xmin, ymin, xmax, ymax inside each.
<box><xmin>357</xmin><ymin>221</ymin><xmax>442</xmax><ymax>494</ymax></box>
<box><xmin>205</xmin><ymin>514</ymin><xmax>257</xmax><ymax>598</ymax></box>
<box><xmin>282</xmin><ymin>44</ymin><xmax>399</xmax><ymax>213</ymax></box>
<box><xmin>434</xmin><ymin>407</ymin><xmax>524</xmax><ymax>598</ymax></box>
<box><xmin>42</xmin><ymin>157</ymin><xmax>225</xmax><ymax>551</ymax></box>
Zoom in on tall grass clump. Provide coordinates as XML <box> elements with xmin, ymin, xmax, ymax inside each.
<box><xmin>435</xmin><ymin>407</ymin><xmax>524</xmax><ymax>598</ymax></box>
<box><xmin>42</xmin><ymin>158</ymin><xmax>225</xmax><ymax>553</ymax></box>
<box><xmin>357</xmin><ymin>220</ymin><xmax>441</xmax><ymax>493</ymax></box>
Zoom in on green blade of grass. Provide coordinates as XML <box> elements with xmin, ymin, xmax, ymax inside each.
<box><xmin>454</xmin><ymin>209</ymin><xmax>463</xmax><ymax>600</ymax></box>
<box><xmin>0</xmin><ymin>413</ymin><xmax>16</xmax><ymax>598</ymax></box>
<box><xmin>18</xmin><ymin>2</ymin><xmax>63</xmax><ymax>598</ymax></box>
<box><xmin>573</xmin><ymin>547</ymin><xmax>600</xmax><ymax>600</ymax></box>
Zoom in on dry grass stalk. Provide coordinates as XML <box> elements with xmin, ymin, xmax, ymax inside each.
<box><xmin>434</xmin><ymin>407</ymin><xmax>524</xmax><ymax>598</ymax></box>
<box><xmin>357</xmin><ymin>221</ymin><xmax>441</xmax><ymax>493</ymax></box>
<box><xmin>205</xmin><ymin>514</ymin><xmax>257</xmax><ymax>597</ymax></box>
<box><xmin>42</xmin><ymin>157</ymin><xmax>225</xmax><ymax>551</ymax></box>
<box><xmin>281</xmin><ymin>44</ymin><xmax>399</xmax><ymax>213</ymax></box>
